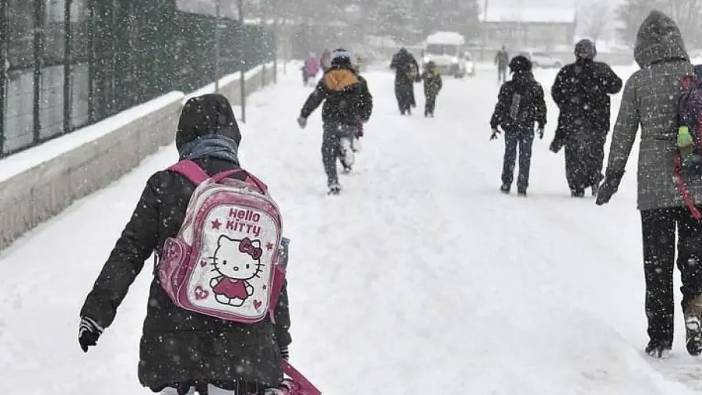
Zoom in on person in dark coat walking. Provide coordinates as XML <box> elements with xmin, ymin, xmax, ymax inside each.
<box><xmin>490</xmin><ymin>55</ymin><xmax>547</xmax><ymax>196</ymax></box>
<box><xmin>421</xmin><ymin>61</ymin><xmax>443</xmax><ymax>117</ymax></box>
<box><xmin>597</xmin><ymin>11</ymin><xmax>702</xmax><ymax>359</ymax></box>
<box><xmin>79</xmin><ymin>94</ymin><xmax>292</xmax><ymax>394</ymax></box>
<box><xmin>298</xmin><ymin>49</ymin><xmax>373</xmax><ymax>195</ymax></box>
<box><xmin>495</xmin><ymin>45</ymin><xmax>509</xmax><ymax>84</ymax></box>
<box><xmin>390</xmin><ymin>48</ymin><xmax>420</xmax><ymax>115</ymax></box>
<box><xmin>551</xmin><ymin>39</ymin><xmax>622</xmax><ymax>197</ymax></box>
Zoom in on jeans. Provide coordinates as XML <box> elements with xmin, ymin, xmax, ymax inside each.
<box><xmin>322</xmin><ymin>123</ymin><xmax>356</xmax><ymax>186</ymax></box>
<box><xmin>425</xmin><ymin>93</ymin><xmax>437</xmax><ymax>116</ymax></box>
<box><xmin>641</xmin><ymin>207</ymin><xmax>702</xmax><ymax>346</ymax></box>
<box><xmin>502</xmin><ymin>130</ymin><xmax>534</xmax><ymax>191</ymax></box>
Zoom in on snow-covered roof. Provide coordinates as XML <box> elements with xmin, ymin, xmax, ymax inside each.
<box><xmin>426</xmin><ymin>32</ymin><xmax>465</xmax><ymax>46</ymax></box>
<box><xmin>480</xmin><ymin>7</ymin><xmax>576</xmax><ymax>24</ymax></box>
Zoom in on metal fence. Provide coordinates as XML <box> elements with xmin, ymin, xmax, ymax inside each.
<box><xmin>0</xmin><ymin>0</ymin><xmax>274</xmax><ymax>157</ymax></box>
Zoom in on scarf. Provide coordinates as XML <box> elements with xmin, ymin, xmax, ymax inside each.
<box><xmin>178</xmin><ymin>134</ymin><xmax>240</xmax><ymax>165</ymax></box>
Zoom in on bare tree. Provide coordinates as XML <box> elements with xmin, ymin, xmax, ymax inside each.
<box><xmin>580</xmin><ymin>2</ymin><xmax>611</xmax><ymax>43</ymax></box>
<box><xmin>617</xmin><ymin>0</ymin><xmax>702</xmax><ymax>48</ymax></box>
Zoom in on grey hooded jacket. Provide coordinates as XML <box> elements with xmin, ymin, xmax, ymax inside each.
<box><xmin>605</xmin><ymin>11</ymin><xmax>701</xmax><ymax>210</ymax></box>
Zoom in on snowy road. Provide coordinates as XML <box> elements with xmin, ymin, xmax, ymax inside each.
<box><xmin>1</xmin><ymin>63</ymin><xmax>701</xmax><ymax>394</ymax></box>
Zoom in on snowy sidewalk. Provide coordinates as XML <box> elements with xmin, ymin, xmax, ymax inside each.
<box><xmin>0</xmin><ymin>65</ymin><xmax>700</xmax><ymax>394</ymax></box>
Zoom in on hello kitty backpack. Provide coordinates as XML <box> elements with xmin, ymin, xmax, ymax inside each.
<box><xmin>157</xmin><ymin>160</ymin><xmax>286</xmax><ymax>323</ymax></box>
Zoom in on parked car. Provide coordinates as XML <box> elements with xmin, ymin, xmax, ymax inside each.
<box><xmin>519</xmin><ymin>51</ymin><xmax>563</xmax><ymax>68</ymax></box>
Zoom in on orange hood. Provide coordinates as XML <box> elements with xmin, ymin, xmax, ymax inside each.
<box><xmin>323</xmin><ymin>69</ymin><xmax>359</xmax><ymax>92</ymax></box>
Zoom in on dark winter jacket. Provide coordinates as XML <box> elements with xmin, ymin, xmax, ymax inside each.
<box><xmin>551</xmin><ymin>59</ymin><xmax>622</xmax><ymax>145</ymax></box>
<box><xmin>605</xmin><ymin>11</ymin><xmax>702</xmax><ymax>210</ymax></box>
<box><xmin>495</xmin><ymin>50</ymin><xmax>509</xmax><ymax>70</ymax></box>
<box><xmin>80</xmin><ymin>95</ymin><xmax>291</xmax><ymax>392</ymax></box>
<box><xmin>300</xmin><ymin>65</ymin><xmax>373</xmax><ymax>126</ymax></box>
<box><xmin>422</xmin><ymin>69</ymin><xmax>443</xmax><ymax>97</ymax></box>
<box><xmin>391</xmin><ymin>49</ymin><xmax>420</xmax><ymax>86</ymax></box>
<box><xmin>490</xmin><ymin>71</ymin><xmax>547</xmax><ymax>132</ymax></box>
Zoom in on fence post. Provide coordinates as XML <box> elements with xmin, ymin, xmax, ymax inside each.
<box><xmin>0</xmin><ymin>0</ymin><xmax>6</xmax><ymax>156</ymax></box>
<box><xmin>63</xmin><ymin>0</ymin><xmax>72</xmax><ymax>133</ymax></box>
<box><xmin>33</xmin><ymin>0</ymin><xmax>45</xmax><ymax>143</ymax></box>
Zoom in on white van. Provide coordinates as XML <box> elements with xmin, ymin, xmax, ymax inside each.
<box><xmin>422</xmin><ymin>31</ymin><xmax>473</xmax><ymax>78</ymax></box>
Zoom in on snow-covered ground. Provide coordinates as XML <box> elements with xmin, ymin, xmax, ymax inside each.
<box><xmin>1</xmin><ymin>62</ymin><xmax>701</xmax><ymax>394</ymax></box>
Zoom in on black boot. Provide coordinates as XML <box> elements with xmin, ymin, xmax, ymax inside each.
<box><xmin>517</xmin><ymin>188</ymin><xmax>527</xmax><ymax>197</ymax></box>
<box><xmin>571</xmin><ymin>189</ymin><xmax>585</xmax><ymax>198</ymax></box>
<box><xmin>500</xmin><ymin>184</ymin><xmax>511</xmax><ymax>194</ymax></box>
<box><xmin>645</xmin><ymin>340</ymin><xmax>672</xmax><ymax>359</ymax></box>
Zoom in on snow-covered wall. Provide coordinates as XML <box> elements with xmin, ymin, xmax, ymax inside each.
<box><xmin>0</xmin><ymin>65</ymin><xmax>276</xmax><ymax>251</ymax></box>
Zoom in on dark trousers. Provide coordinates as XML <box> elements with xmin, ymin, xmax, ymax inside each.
<box><xmin>395</xmin><ymin>80</ymin><xmax>415</xmax><ymax>114</ymax></box>
<box><xmin>498</xmin><ymin>67</ymin><xmax>507</xmax><ymax>84</ymax></box>
<box><xmin>564</xmin><ymin>124</ymin><xmax>605</xmax><ymax>192</ymax></box>
<box><xmin>641</xmin><ymin>207</ymin><xmax>702</xmax><ymax>346</ymax></box>
<box><xmin>592</xmin><ymin>132</ymin><xmax>607</xmax><ymax>185</ymax></box>
<box><xmin>322</xmin><ymin>123</ymin><xmax>355</xmax><ymax>186</ymax></box>
<box><xmin>425</xmin><ymin>93</ymin><xmax>437</xmax><ymax>116</ymax></box>
<box><xmin>502</xmin><ymin>130</ymin><xmax>534</xmax><ymax>190</ymax></box>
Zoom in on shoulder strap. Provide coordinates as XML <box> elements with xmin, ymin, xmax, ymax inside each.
<box><xmin>168</xmin><ymin>160</ymin><xmax>210</xmax><ymax>186</ymax></box>
<box><xmin>673</xmin><ymin>153</ymin><xmax>702</xmax><ymax>220</ymax></box>
<box><xmin>282</xmin><ymin>361</ymin><xmax>322</xmax><ymax>395</ymax></box>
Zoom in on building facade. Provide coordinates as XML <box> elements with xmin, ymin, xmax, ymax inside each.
<box><xmin>479</xmin><ymin>7</ymin><xmax>576</xmax><ymax>52</ymax></box>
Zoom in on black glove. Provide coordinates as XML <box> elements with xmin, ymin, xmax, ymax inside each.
<box><xmin>596</xmin><ymin>171</ymin><xmax>624</xmax><ymax>206</ymax></box>
<box><xmin>78</xmin><ymin>316</ymin><xmax>103</xmax><ymax>352</ymax></box>
<box><xmin>280</xmin><ymin>345</ymin><xmax>290</xmax><ymax>360</ymax></box>
<box><xmin>537</xmin><ymin>128</ymin><xmax>545</xmax><ymax>140</ymax></box>
<box><xmin>297</xmin><ymin>116</ymin><xmax>307</xmax><ymax>129</ymax></box>
<box><xmin>549</xmin><ymin>137</ymin><xmax>564</xmax><ymax>153</ymax></box>
<box><xmin>490</xmin><ymin>128</ymin><xmax>501</xmax><ymax>141</ymax></box>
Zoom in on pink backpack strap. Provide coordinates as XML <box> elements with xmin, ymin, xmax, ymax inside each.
<box><xmin>169</xmin><ymin>160</ymin><xmax>269</xmax><ymax>194</ymax></box>
<box><xmin>282</xmin><ymin>361</ymin><xmax>322</xmax><ymax>395</ymax></box>
<box><xmin>211</xmin><ymin>168</ymin><xmax>269</xmax><ymax>194</ymax></box>
<box><xmin>168</xmin><ymin>160</ymin><xmax>210</xmax><ymax>185</ymax></box>
<box><xmin>267</xmin><ymin>265</ymin><xmax>287</xmax><ymax>323</ymax></box>
<box><xmin>674</xmin><ymin>153</ymin><xmax>702</xmax><ymax>220</ymax></box>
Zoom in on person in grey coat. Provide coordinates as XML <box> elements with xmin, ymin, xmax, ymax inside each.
<box><xmin>597</xmin><ymin>11</ymin><xmax>702</xmax><ymax>358</ymax></box>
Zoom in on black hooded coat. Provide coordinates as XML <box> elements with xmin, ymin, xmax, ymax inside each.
<box><xmin>390</xmin><ymin>49</ymin><xmax>420</xmax><ymax>112</ymax></box>
<box><xmin>551</xmin><ymin>59</ymin><xmax>622</xmax><ymax>148</ymax></box>
<box><xmin>80</xmin><ymin>94</ymin><xmax>291</xmax><ymax>392</ymax></box>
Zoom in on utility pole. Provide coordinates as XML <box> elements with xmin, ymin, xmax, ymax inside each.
<box><xmin>214</xmin><ymin>0</ymin><xmax>221</xmax><ymax>92</ymax></box>
<box><xmin>238</xmin><ymin>0</ymin><xmax>245</xmax><ymax>123</ymax></box>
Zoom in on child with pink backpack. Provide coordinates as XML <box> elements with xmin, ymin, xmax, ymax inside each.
<box><xmin>78</xmin><ymin>94</ymin><xmax>319</xmax><ymax>395</ymax></box>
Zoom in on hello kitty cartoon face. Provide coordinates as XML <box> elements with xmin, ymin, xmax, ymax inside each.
<box><xmin>211</xmin><ymin>235</ymin><xmax>263</xmax><ymax>281</ymax></box>
<box><xmin>208</xmin><ymin>235</ymin><xmax>264</xmax><ymax>307</ymax></box>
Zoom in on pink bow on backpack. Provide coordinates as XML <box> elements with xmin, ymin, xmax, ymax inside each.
<box><xmin>240</xmin><ymin>238</ymin><xmax>263</xmax><ymax>260</ymax></box>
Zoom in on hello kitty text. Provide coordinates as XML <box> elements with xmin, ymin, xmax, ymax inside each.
<box><xmin>210</xmin><ymin>208</ymin><xmax>263</xmax><ymax>237</ymax></box>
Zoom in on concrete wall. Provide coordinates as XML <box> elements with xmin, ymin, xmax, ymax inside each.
<box><xmin>218</xmin><ymin>63</ymin><xmax>275</xmax><ymax>107</ymax></box>
<box><xmin>0</xmin><ymin>64</ymin><xmax>276</xmax><ymax>250</ymax></box>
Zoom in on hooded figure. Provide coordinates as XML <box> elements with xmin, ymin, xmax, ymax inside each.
<box><xmin>79</xmin><ymin>94</ymin><xmax>292</xmax><ymax>394</ymax></box>
<box><xmin>390</xmin><ymin>48</ymin><xmax>420</xmax><ymax>115</ymax></box>
<box><xmin>298</xmin><ymin>49</ymin><xmax>373</xmax><ymax>194</ymax></box>
<box><xmin>551</xmin><ymin>39</ymin><xmax>622</xmax><ymax>197</ymax></box>
<box><xmin>495</xmin><ymin>45</ymin><xmax>510</xmax><ymax>83</ymax></box>
<box><xmin>421</xmin><ymin>61</ymin><xmax>443</xmax><ymax>117</ymax></box>
<box><xmin>490</xmin><ymin>55</ymin><xmax>547</xmax><ymax>196</ymax></box>
<box><xmin>597</xmin><ymin>11</ymin><xmax>702</xmax><ymax>359</ymax></box>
